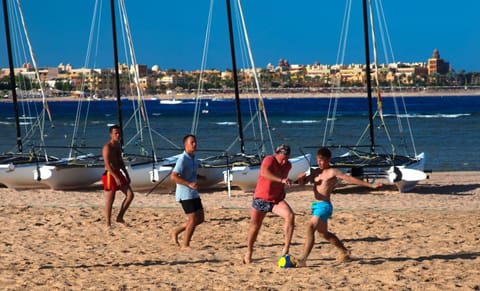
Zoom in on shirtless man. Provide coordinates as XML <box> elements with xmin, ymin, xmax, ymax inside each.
<box><xmin>296</xmin><ymin>147</ymin><xmax>382</xmax><ymax>266</ymax></box>
<box><xmin>102</xmin><ymin>125</ymin><xmax>134</xmax><ymax>227</ymax></box>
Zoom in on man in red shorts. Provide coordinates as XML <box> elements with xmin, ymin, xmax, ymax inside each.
<box><xmin>102</xmin><ymin>125</ymin><xmax>134</xmax><ymax>227</ymax></box>
<box><xmin>244</xmin><ymin>144</ymin><xmax>294</xmax><ymax>264</ymax></box>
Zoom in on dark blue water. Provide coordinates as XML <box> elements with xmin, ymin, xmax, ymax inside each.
<box><xmin>1</xmin><ymin>95</ymin><xmax>479</xmax><ymax>171</ymax></box>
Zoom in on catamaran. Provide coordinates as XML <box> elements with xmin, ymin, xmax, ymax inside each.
<box><xmin>191</xmin><ymin>0</ymin><xmax>310</xmax><ymax>192</ymax></box>
<box><xmin>35</xmin><ymin>0</ymin><xmax>178</xmax><ymax>191</ymax></box>
<box><xmin>0</xmin><ymin>0</ymin><xmax>59</xmax><ymax>189</ymax></box>
<box><xmin>316</xmin><ymin>0</ymin><xmax>427</xmax><ymax>192</ymax></box>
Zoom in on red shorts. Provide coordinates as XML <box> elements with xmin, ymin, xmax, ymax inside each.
<box><xmin>102</xmin><ymin>170</ymin><xmax>129</xmax><ymax>191</ymax></box>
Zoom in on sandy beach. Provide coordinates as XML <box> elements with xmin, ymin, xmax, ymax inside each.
<box><xmin>0</xmin><ymin>171</ymin><xmax>479</xmax><ymax>290</ymax></box>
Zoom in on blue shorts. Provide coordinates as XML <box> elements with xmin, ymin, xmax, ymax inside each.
<box><xmin>311</xmin><ymin>201</ymin><xmax>333</xmax><ymax>222</ymax></box>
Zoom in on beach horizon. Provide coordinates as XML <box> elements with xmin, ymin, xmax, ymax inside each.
<box><xmin>1</xmin><ymin>170</ymin><xmax>479</xmax><ymax>289</ymax></box>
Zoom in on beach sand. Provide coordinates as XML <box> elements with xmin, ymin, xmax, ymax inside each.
<box><xmin>0</xmin><ymin>171</ymin><xmax>479</xmax><ymax>290</ymax></box>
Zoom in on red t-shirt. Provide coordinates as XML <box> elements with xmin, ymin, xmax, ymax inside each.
<box><xmin>254</xmin><ymin>155</ymin><xmax>292</xmax><ymax>203</ymax></box>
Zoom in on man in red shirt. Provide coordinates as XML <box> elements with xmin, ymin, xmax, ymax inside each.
<box><xmin>244</xmin><ymin>144</ymin><xmax>294</xmax><ymax>264</ymax></box>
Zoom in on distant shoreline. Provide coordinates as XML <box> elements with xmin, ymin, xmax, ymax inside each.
<box><xmin>1</xmin><ymin>89</ymin><xmax>480</xmax><ymax>102</ymax></box>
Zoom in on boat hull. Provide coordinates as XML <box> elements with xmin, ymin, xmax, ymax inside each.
<box><xmin>128</xmin><ymin>164</ymin><xmax>174</xmax><ymax>192</ymax></box>
<box><xmin>0</xmin><ymin>163</ymin><xmax>48</xmax><ymax>190</ymax></box>
<box><xmin>197</xmin><ymin>153</ymin><xmax>263</xmax><ymax>190</ymax></box>
<box><xmin>332</xmin><ymin>152</ymin><xmax>426</xmax><ymax>192</ymax></box>
<box><xmin>388</xmin><ymin>152</ymin><xmax>426</xmax><ymax>192</ymax></box>
<box><xmin>35</xmin><ymin>165</ymin><xmax>104</xmax><ymax>190</ymax></box>
<box><xmin>197</xmin><ymin>167</ymin><xmax>225</xmax><ymax>189</ymax></box>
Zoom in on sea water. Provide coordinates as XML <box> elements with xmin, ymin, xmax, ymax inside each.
<box><xmin>1</xmin><ymin>95</ymin><xmax>479</xmax><ymax>172</ymax></box>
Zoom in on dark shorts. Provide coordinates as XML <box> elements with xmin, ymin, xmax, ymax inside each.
<box><xmin>252</xmin><ymin>198</ymin><xmax>277</xmax><ymax>213</ymax></box>
<box><xmin>180</xmin><ymin>197</ymin><xmax>204</xmax><ymax>214</ymax></box>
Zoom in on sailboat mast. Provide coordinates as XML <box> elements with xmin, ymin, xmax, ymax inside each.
<box><xmin>362</xmin><ymin>0</ymin><xmax>375</xmax><ymax>154</ymax></box>
<box><xmin>226</xmin><ymin>0</ymin><xmax>245</xmax><ymax>154</ymax></box>
<box><xmin>2</xmin><ymin>0</ymin><xmax>22</xmax><ymax>153</ymax></box>
<box><xmin>110</xmin><ymin>0</ymin><xmax>124</xmax><ymax>147</ymax></box>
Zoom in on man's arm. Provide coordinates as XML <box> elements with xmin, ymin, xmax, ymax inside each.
<box><xmin>260</xmin><ymin>159</ymin><xmax>291</xmax><ymax>185</ymax></box>
<box><xmin>335</xmin><ymin>169</ymin><xmax>383</xmax><ymax>189</ymax></box>
<box><xmin>297</xmin><ymin>168</ymin><xmax>316</xmax><ymax>185</ymax></box>
<box><xmin>170</xmin><ymin>171</ymin><xmax>198</xmax><ymax>190</ymax></box>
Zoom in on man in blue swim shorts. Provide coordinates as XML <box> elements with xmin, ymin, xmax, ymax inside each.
<box><xmin>296</xmin><ymin>147</ymin><xmax>383</xmax><ymax>266</ymax></box>
<box><xmin>311</xmin><ymin>201</ymin><xmax>333</xmax><ymax>222</ymax></box>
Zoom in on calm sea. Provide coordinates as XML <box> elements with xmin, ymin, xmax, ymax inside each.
<box><xmin>1</xmin><ymin>95</ymin><xmax>479</xmax><ymax>172</ymax></box>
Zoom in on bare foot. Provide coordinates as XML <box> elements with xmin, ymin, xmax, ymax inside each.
<box><xmin>104</xmin><ymin>225</ymin><xmax>114</xmax><ymax>235</ymax></box>
<box><xmin>296</xmin><ymin>258</ymin><xmax>306</xmax><ymax>267</ymax></box>
<box><xmin>116</xmin><ymin>221</ymin><xmax>130</xmax><ymax>227</ymax></box>
<box><xmin>280</xmin><ymin>247</ymin><xmax>289</xmax><ymax>257</ymax></box>
<box><xmin>170</xmin><ymin>230</ymin><xmax>180</xmax><ymax>246</ymax></box>
<box><xmin>337</xmin><ymin>250</ymin><xmax>351</xmax><ymax>263</ymax></box>
<box><xmin>180</xmin><ymin>245</ymin><xmax>191</xmax><ymax>251</ymax></box>
<box><xmin>243</xmin><ymin>251</ymin><xmax>252</xmax><ymax>264</ymax></box>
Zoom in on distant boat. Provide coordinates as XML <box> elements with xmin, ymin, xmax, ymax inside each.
<box><xmin>201</xmin><ymin>101</ymin><xmax>209</xmax><ymax>114</ymax></box>
<box><xmin>160</xmin><ymin>98</ymin><xmax>183</xmax><ymax>105</ymax></box>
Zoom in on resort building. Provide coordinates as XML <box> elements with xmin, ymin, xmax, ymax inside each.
<box><xmin>428</xmin><ymin>49</ymin><xmax>450</xmax><ymax>75</ymax></box>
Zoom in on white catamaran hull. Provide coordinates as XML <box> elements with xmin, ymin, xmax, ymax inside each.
<box><xmin>0</xmin><ymin>163</ymin><xmax>49</xmax><ymax>189</ymax></box>
<box><xmin>34</xmin><ymin>165</ymin><xmax>104</xmax><ymax>190</ymax></box>
<box><xmin>387</xmin><ymin>152</ymin><xmax>426</xmax><ymax>193</ymax></box>
<box><xmin>223</xmin><ymin>154</ymin><xmax>312</xmax><ymax>192</ymax></box>
<box><xmin>197</xmin><ymin>167</ymin><xmax>225</xmax><ymax>189</ymax></box>
<box><xmin>128</xmin><ymin>164</ymin><xmax>173</xmax><ymax>192</ymax></box>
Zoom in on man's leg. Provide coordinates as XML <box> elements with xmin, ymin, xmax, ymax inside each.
<box><xmin>244</xmin><ymin>208</ymin><xmax>266</xmax><ymax>264</ymax></box>
<box><xmin>272</xmin><ymin>200</ymin><xmax>295</xmax><ymax>256</ymax></box>
<box><xmin>104</xmin><ymin>190</ymin><xmax>116</xmax><ymax>227</ymax></box>
<box><xmin>171</xmin><ymin>223</ymin><xmax>186</xmax><ymax>246</ymax></box>
<box><xmin>317</xmin><ymin>222</ymin><xmax>350</xmax><ymax>262</ymax></box>
<box><xmin>116</xmin><ymin>186</ymin><xmax>134</xmax><ymax>223</ymax></box>
<box><xmin>297</xmin><ymin>216</ymin><xmax>321</xmax><ymax>266</ymax></box>
<box><xmin>181</xmin><ymin>208</ymin><xmax>204</xmax><ymax>249</ymax></box>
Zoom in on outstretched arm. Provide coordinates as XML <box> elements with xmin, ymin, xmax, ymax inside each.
<box><xmin>335</xmin><ymin>169</ymin><xmax>383</xmax><ymax>189</ymax></box>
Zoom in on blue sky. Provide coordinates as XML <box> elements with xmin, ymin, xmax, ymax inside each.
<box><xmin>1</xmin><ymin>0</ymin><xmax>479</xmax><ymax>72</ymax></box>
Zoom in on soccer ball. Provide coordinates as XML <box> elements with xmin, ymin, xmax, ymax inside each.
<box><xmin>278</xmin><ymin>254</ymin><xmax>297</xmax><ymax>268</ymax></box>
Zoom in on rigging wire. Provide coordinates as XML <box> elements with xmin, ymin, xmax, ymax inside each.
<box><xmin>373</xmin><ymin>0</ymin><xmax>418</xmax><ymax>156</ymax></box>
<box><xmin>325</xmin><ymin>0</ymin><xmax>419</xmax><ymax>158</ymax></box>
<box><xmin>192</xmin><ymin>0</ymin><xmax>215</xmax><ymax>135</ymax></box>
<box><xmin>72</xmin><ymin>0</ymin><xmax>102</xmax><ymax>159</ymax></box>
<box><xmin>15</xmin><ymin>0</ymin><xmax>53</xmax><ymax>129</ymax></box>
<box><xmin>9</xmin><ymin>0</ymin><xmax>50</xmax><ymax>158</ymax></box>
<box><xmin>236</xmin><ymin>0</ymin><xmax>274</xmax><ymax>154</ymax></box>
<box><xmin>368</xmin><ymin>0</ymin><xmax>395</xmax><ymax>156</ymax></box>
<box><xmin>324</xmin><ymin>0</ymin><xmax>352</xmax><ymax>147</ymax></box>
